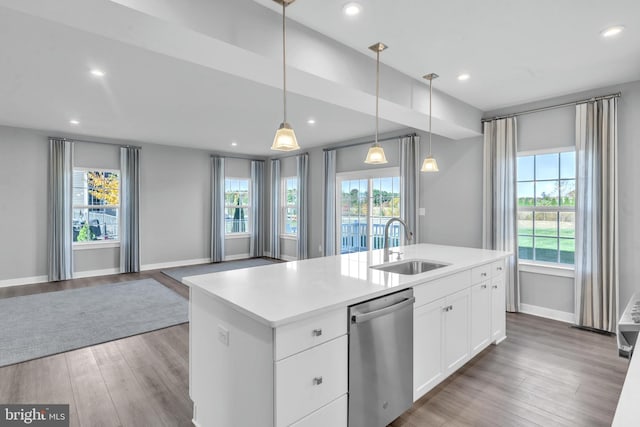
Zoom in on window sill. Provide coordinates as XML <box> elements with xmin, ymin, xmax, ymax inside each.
<box><xmin>518</xmin><ymin>261</ymin><xmax>574</xmax><ymax>278</ymax></box>
<box><xmin>225</xmin><ymin>233</ymin><xmax>251</xmax><ymax>240</ymax></box>
<box><xmin>73</xmin><ymin>241</ymin><xmax>120</xmax><ymax>250</ymax></box>
<box><xmin>280</xmin><ymin>234</ymin><xmax>298</xmax><ymax>241</ymax></box>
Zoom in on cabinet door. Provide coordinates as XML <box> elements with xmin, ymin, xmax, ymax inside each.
<box><xmin>470</xmin><ymin>281</ymin><xmax>492</xmax><ymax>356</ymax></box>
<box><xmin>444</xmin><ymin>288</ymin><xmax>470</xmax><ymax>375</ymax></box>
<box><xmin>413</xmin><ymin>298</ymin><xmax>445</xmax><ymax>401</ymax></box>
<box><xmin>491</xmin><ymin>278</ymin><xmax>506</xmax><ymax>343</ymax></box>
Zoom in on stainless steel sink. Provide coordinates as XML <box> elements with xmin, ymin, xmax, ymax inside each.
<box><xmin>370</xmin><ymin>259</ymin><xmax>449</xmax><ymax>275</ymax></box>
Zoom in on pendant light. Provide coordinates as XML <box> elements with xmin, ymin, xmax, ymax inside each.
<box><xmin>421</xmin><ymin>73</ymin><xmax>439</xmax><ymax>172</ymax></box>
<box><xmin>364</xmin><ymin>42</ymin><xmax>388</xmax><ymax>164</ymax></box>
<box><xmin>271</xmin><ymin>0</ymin><xmax>300</xmax><ymax>151</ymax></box>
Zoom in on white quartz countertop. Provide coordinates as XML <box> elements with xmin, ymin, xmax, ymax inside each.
<box><xmin>184</xmin><ymin>243</ymin><xmax>510</xmax><ymax>327</ymax></box>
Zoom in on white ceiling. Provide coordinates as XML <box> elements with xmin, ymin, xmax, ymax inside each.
<box><xmin>253</xmin><ymin>0</ymin><xmax>640</xmax><ymax>111</ymax></box>
<box><xmin>0</xmin><ymin>5</ymin><xmax>403</xmax><ymax>156</ymax></box>
<box><xmin>1</xmin><ymin>0</ymin><xmax>638</xmax><ymax>155</ymax></box>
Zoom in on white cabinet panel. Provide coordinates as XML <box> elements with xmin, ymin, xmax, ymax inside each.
<box><xmin>275</xmin><ymin>308</ymin><xmax>347</xmax><ymax>360</ymax></box>
<box><xmin>444</xmin><ymin>288</ymin><xmax>470</xmax><ymax>374</ymax></box>
<box><xmin>491</xmin><ymin>278</ymin><xmax>506</xmax><ymax>343</ymax></box>
<box><xmin>471</xmin><ymin>264</ymin><xmax>491</xmax><ymax>284</ymax></box>
<box><xmin>470</xmin><ymin>281</ymin><xmax>492</xmax><ymax>356</ymax></box>
<box><xmin>290</xmin><ymin>395</ymin><xmax>347</xmax><ymax>427</ymax></box>
<box><xmin>413</xmin><ymin>298</ymin><xmax>445</xmax><ymax>401</ymax></box>
<box><xmin>275</xmin><ymin>336</ymin><xmax>348</xmax><ymax>427</ymax></box>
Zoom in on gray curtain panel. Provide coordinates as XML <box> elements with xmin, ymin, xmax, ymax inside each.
<box><xmin>250</xmin><ymin>160</ymin><xmax>265</xmax><ymax>257</ymax></box>
<box><xmin>120</xmin><ymin>146</ymin><xmax>141</xmax><ymax>273</ymax></box>
<box><xmin>575</xmin><ymin>99</ymin><xmax>619</xmax><ymax>332</ymax></box>
<box><xmin>323</xmin><ymin>150</ymin><xmax>337</xmax><ymax>256</ymax></box>
<box><xmin>400</xmin><ymin>135</ymin><xmax>419</xmax><ymax>244</ymax></box>
<box><xmin>297</xmin><ymin>153</ymin><xmax>309</xmax><ymax>260</ymax></box>
<box><xmin>483</xmin><ymin>118</ymin><xmax>519</xmax><ymax>312</ymax></box>
<box><xmin>211</xmin><ymin>156</ymin><xmax>226</xmax><ymax>262</ymax></box>
<box><xmin>47</xmin><ymin>137</ymin><xmax>74</xmax><ymax>281</ymax></box>
<box><xmin>270</xmin><ymin>159</ymin><xmax>281</xmax><ymax>259</ymax></box>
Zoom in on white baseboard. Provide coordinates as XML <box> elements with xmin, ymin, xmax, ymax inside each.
<box><xmin>519</xmin><ymin>303</ymin><xmax>574</xmax><ymax>324</ymax></box>
<box><xmin>0</xmin><ymin>275</ymin><xmax>49</xmax><ymax>288</ymax></box>
<box><xmin>224</xmin><ymin>253</ymin><xmax>251</xmax><ymax>261</ymax></box>
<box><xmin>280</xmin><ymin>254</ymin><xmax>297</xmax><ymax>262</ymax></box>
<box><xmin>73</xmin><ymin>268</ymin><xmax>121</xmax><ymax>279</ymax></box>
<box><xmin>141</xmin><ymin>258</ymin><xmax>210</xmax><ymax>271</ymax></box>
<box><xmin>263</xmin><ymin>251</ymin><xmax>271</xmax><ymax>258</ymax></box>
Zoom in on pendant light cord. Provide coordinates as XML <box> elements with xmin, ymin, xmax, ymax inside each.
<box><xmin>375</xmin><ymin>48</ymin><xmax>380</xmax><ymax>144</ymax></box>
<box><xmin>282</xmin><ymin>1</ymin><xmax>287</xmax><ymax>123</ymax></box>
<box><xmin>429</xmin><ymin>77</ymin><xmax>432</xmax><ymax>156</ymax></box>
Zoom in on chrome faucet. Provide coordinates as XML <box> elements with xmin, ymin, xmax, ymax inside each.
<box><xmin>383</xmin><ymin>217</ymin><xmax>413</xmax><ymax>262</ymax></box>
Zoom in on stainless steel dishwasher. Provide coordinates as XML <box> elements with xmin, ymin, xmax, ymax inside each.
<box><xmin>348</xmin><ymin>288</ymin><xmax>415</xmax><ymax>427</ymax></box>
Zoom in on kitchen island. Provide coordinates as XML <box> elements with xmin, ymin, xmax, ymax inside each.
<box><xmin>186</xmin><ymin>244</ymin><xmax>510</xmax><ymax>427</ymax></box>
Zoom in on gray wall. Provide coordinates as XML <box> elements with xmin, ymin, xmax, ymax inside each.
<box><xmin>485</xmin><ymin>79</ymin><xmax>640</xmax><ymax>315</ymax></box>
<box><xmin>0</xmin><ymin>124</ymin><xmax>255</xmax><ymax>282</ymax></box>
<box><xmin>418</xmin><ymin>133</ymin><xmax>483</xmax><ymax>248</ymax></box>
<box><xmin>0</xmin><ymin>126</ymin><xmax>48</xmax><ymax>280</ymax></box>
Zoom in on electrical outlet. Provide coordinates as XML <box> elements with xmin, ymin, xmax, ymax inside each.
<box><xmin>217</xmin><ymin>325</ymin><xmax>229</xmax><ymax>346</ymax></box>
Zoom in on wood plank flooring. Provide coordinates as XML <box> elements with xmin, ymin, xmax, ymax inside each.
<box><xmin>0</xmin><ymin>270</ymin><xmax>629</xmax><ymax>427</ymax></box>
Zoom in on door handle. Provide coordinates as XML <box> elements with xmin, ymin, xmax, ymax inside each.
<box><xmin>313</xmin><ymin>377</ymin><xmax>323</xmax><ymax>386</ymax></box>
<box><xmin>351</xmin><ymin>297</ymin><xmax>415</xmax><ymax>323</ymax></box>
<box><xmin>312</xmin><ymin>329</ymin><xmax>322</xmax><ymax>337</ymax></box>
<box><xmin>481</xmin><ymin>284</ymin><xmax>487</xmax><ymax>289</ymax></box>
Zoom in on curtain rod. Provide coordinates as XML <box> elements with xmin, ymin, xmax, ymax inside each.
<box><xmin>322</xmin><ymin>133</ymin><xmax>417</xmax><ymax>152</ymax></box>
<box><xmin>52</xmin><ymin>136</ymin><xmax>142</xmax><ymax>149</ymax></box>
<box><xmin>481</xmin><ymin>92</ymin><xmax>621</xmax><ymax>123</ymax></box>
<box><xmin>271</xmin><ymin>151</ymin><xmax>309</xmax><ymax>160</ymax></box>
<box><xmin>210</xmin><ymin>154</ymin><xmax>266</xmax><ymax>162</ymax></box>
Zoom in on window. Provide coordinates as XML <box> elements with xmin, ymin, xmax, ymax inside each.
<box><xmin>282</xmin><ymin>177</ymin><xmax>297</xmax><ymax>236</ymax></box>
<box><xmin>517</xmin><ymin>151</ymin><xmax>575</xmax><ymax>265</ymax></box>
<box><xmin>224</xmin><ymin>178</ymin><xmax>250</xmax><ymax>234</ymax></box>
<box><xmin>337</xmin><ymin>169</ymin><xmax>401</xmax><ymax>254</ymax></box>
<box><xmin>72</xmin><ymin>169</ymin><xmax>120</xmax><ymax>243</ymax></box>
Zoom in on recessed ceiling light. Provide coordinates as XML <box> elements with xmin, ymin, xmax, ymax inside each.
<box><xmin>90</xmin><ymin>69</ymin><xmax>105</xmax><ymax>77</ymax></box>
<box><xmin>307</xmin><ymin>118</ymin><xmax>316</xmax><ymax>125</ymax></box>
<box><xmin>601</xmin><ymin>25</ymin><xmax>625</xmax><ymax>38</ymax></box>
<box><xmin>457</xmin><ymin>73</ymin><xmax>470</xmax><ymax>81</ymax></box>
<box><xmin>343</xmin><ymin>2</ymin><xmax>362</xmax><ymax>17</ymax></box>
<box><xmin>231</xmin><ymin>141</ymin><xmax>238</xmax><ymax>147</ymax></box>
<box><xmin>69</xmin><ymin>119</ymin><xmax>80</xmax><ymax>125</ymax></box>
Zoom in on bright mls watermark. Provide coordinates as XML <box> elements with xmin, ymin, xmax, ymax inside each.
<box><xmin>0</xmin><ymin>405</ymin><xmax>69</xmax><ymax>426</ymax></box>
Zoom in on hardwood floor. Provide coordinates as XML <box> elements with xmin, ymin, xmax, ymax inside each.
<box><xmin>0</xmin><ymin>272</ymin><xmax>629</xmax><ymax>427</ymax></box>
<box><xmin>392</xmin><ymin>313</ymin><xmax>629</xmax><ymax>427</ymax></box>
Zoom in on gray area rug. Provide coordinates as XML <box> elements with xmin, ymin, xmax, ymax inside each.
<box><xmin>162</xmin><ymin>258</ymin><xmax>278</xmax><ymax>283</ymax></box>
<box><xmin>0</xmin><ymin>278</ymin><xmax>187</xmax><ymax>367</ymax></box>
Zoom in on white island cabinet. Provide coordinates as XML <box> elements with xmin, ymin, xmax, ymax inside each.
<box><xmin>186</xmin><ymin>244</ymin><xmax>510</xmax><ymax>427</ymax></box>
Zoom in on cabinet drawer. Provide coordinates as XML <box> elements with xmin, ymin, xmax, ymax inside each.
<box><xmin>275</xmin><ymin>308</ymin><xmax>347</xmax><ymax>360</ymax></box>
<box><xmin>491</xmin><ymin>259</ymin><xmax>505</xmax><ymax>277</ymax></box>
<box><xmin>275</xmin><ymin>336</ymin><xmax>348</xmax><ymax>427</ymax></box>
<box><xmin>471</xmin><ymin>264</ymin><xmax>491</xmax><ymax>284</ymax></box>
<box><xmin>290</xmin><ymin>395</ymin><xmax>347</xmax><ymax>427</ymax></box>
<box><xmin>414</xmin><ymin>270</ymin><xmax>470</xmax><ymax>307</ymax></box>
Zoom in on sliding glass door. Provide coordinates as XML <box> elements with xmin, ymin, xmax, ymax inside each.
<box><xmin>337</xmin><ymin>168</ymin><xmax>401</xmax><ymax>254</ymax></box>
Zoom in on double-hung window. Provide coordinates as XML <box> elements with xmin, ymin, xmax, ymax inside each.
<box><xmin>517</xmin><ymin>150</ymin><xmax>576</xmax><ymax>265</ymax></box>
<box><xmin>224</xmin><ymin>178</ymin><xmax>250</xmax><ymax>235</ymax></box>
<box><xmin>72</xmin><ymin>169</ymin><xmax>120</xmax><ymax>244</ymax></box>
<box><xmin>282</xmin><ymin>177</ymin><xmax>298</xmax><ymax>236</ymax></box>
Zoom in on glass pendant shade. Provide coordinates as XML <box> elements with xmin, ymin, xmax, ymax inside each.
<box><xmin>271</xmin><ymin>122</ymin><xmax>299</xmax><ymax>151</ymax></box>
<box><xmin>421</xmin><ymin>156</ymin><xmax>439</xmax><ymax>172</ymax></box>
<box><xmin>364</xmin><ymin>143</ymin><xmax>388</xmax><ymax>164</ymax></box>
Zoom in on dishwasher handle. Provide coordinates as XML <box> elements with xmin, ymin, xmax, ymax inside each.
<box><xmin>351</xmin><ymin>296</ymin><xmax>415</xmax><ymax>324</ymax></box>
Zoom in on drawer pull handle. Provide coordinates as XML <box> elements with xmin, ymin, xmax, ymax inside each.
<box><xmin>481</xmin><ymin>272</ymin><xmax>488</xmax><ymax>277</ymax></box>
<box><xmin>497</xmin><ymin>267</ymin><xmax>503</xmax><ymax>271</ymax></box>
<box><xmin>312</xmin><ymin>329</ymin><xmax>323</xmax><ymax>337</ymax></box>
<box><xmin>492</xmin><ymin>285</ymin><xmax>498</xmax><ymax>289</ymax></box>
<box><xmin>443</xmin><ymin>305</ymin><xmax>453</xmax><ymax>312</ymax></box>
<box><xmin>481</xmin><ymin>284</ymin><xmax>487</xmax><ymax>289</ymax></box>
<box><xmin>449</xmin><ymin>305</ymin><xmax>453</xmax><ymax>311</ymax></box>
<box><xmin>313</xmin><ymin>376</ymin><xmax>323</xmax><ymax>385</ymax></box>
